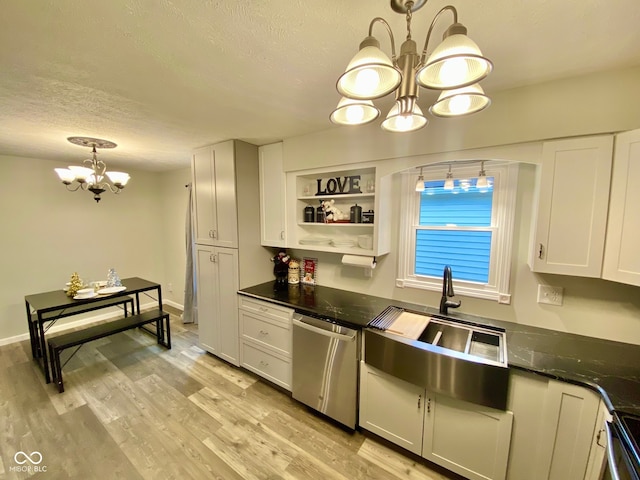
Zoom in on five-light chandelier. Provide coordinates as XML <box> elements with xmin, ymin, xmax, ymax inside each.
<box><xmin>54</xmin><ymin>137</ymin><xmax>130</xmax><ymax>203</ymax></box>
<box><xmin>330</xmin><ymin>0</ymin><xmax>493</xmax><ymax>133</ymax></box>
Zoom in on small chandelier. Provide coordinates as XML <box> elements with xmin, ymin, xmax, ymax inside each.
<box><xmin>55</xmin><ymin>137</ymin><xmax>130</xmax><ymax>203</ymax></box>
<box><xmin>330</xmin><ymin>0</ymin><xmax>492</xmax><ymax>133</ymax></box>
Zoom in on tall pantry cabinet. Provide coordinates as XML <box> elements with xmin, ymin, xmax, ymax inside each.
<box><xmin>192</xmin><ymin>140</ymin><xmax>273</xmax><ymax>366</ymax></box>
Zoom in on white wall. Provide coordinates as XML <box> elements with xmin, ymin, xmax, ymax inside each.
<box><xmin>0</xmin><ymin>154</ymin><xmax>166</xmax><ymax>341</ymax></box>
<box><xmin>284</xmin><ymin>66</ymin><xmax>640</xmax><ymax>345</ymax></box>
<box><xmin>159</xmin><ymin>166</ymin><xmax>192</xmax><ymax>308</ymax></box>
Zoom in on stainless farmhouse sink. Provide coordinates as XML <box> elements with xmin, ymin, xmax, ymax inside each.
<box><xmin>365</xmin><ymin>307</ymin><xmax>509</xmax><ymax>410</ymax></box>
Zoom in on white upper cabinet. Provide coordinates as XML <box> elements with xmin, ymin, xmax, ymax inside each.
<box><xmin>192</xmin><ymin>141</ymin><xmax>238</xmax><ymax>248</ymax></box>
<box><xmin>258</xmin><ymin>142</ymin><xmax>287</xmax><ymax>247</ymax></box>
<box><xmin>602</xmin><ymin>128</ymin><xmax>640</xmax><ymax>286</ymax></box>
<box><xmin>531</xmin><ymin>135</ymin><xmax>613</xmax><ymax>276</ymax></box>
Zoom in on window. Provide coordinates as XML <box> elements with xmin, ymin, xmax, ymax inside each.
<box><xmin>397</xmin><ymin>162</ymin><xmax>518</xmax><ymax>303</ymax></box>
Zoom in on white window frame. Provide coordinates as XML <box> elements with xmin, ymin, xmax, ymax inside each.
<box><xmin>396</xmin><ymin>161</ymin><xmax>519</xmax><ymax>304</ymax></box>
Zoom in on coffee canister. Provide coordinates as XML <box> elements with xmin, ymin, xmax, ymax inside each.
<box><xmin>350</xmin><ymin>204</ymin><xmax>362</xmax><ymax>223</ymax></box>
<box><xmin>316</xmin><ymin>205</ymin><xmax>325</xmax><ymax>223</ymax></box>
<box><xmin>304</xmin><ymin>206</ymin><xmax>315</xmax><ymax>222</ymax></box>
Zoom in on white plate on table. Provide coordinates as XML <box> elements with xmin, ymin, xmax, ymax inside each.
<box><xmin>73</xmin><ymin>292</ymin><xmax>98</xmax><ymax>300</ymax></box>
<box><xmin>97</xmin><ymin>286</ymin><xmax>127</xmax><ymax>295</ymax></box>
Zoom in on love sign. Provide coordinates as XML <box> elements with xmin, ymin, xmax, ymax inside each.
<box><xmin>316</xmin><ymin>175</ymin><xmax>361</xmax><ymax>195</ymax></box>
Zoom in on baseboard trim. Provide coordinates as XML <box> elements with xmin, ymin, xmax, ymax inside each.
<box><xmin>0</xmin><ymin>300</ymin><xmax>167</xmax><ymax>347</ymax></box>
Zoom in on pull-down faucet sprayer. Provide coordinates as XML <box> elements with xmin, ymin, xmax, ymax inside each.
<box><xmin>439</xmin><ymin>265</ymin><xmax>461</xmax><ymax>315</ymax></box>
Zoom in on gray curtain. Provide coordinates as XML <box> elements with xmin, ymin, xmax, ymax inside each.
<box><xmin>182</xmin><ymin>183</ymin><xmax>196</xmax><ymax>324</ymax></box>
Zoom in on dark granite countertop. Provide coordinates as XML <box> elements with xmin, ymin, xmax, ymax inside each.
<box><xmin>239</xmin><ymin>281</ymin><xmax>640</xmax><ymax>418</ymax></box>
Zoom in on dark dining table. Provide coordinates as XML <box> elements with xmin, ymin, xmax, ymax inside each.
<box><xmin>24</xmin><ymin>277</ymin><xmax>163</xmax><ymax>383</ymax></box>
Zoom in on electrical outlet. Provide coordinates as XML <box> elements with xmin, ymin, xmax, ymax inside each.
<box><xmin>537</xmin><ymin>285</ymin><xmax>563</xmax><ymax>306</ymax></box>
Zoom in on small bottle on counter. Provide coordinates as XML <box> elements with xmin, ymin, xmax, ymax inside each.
<box><xmin>288</xmin><ymin>260</ymin><xmax>300</xmax><ymax>284</ymax></box>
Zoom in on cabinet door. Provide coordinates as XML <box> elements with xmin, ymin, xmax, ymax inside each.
<box><xmin>259</xmin><ymin>142</ymin><xmax>286</xmax><ymax>247</ymax></box>
<box><xmin>211</xmin><ymin>141</ymin><xmax>238</xmax><ymax>248</ymax></box>
<box><xmin>602</xmin><ymin>128</ymin><xmax>640</xmax><ymax>286</ymax></box>
<box><xmin>359</xmin><ymin>362</ymin><xmax>424</xmax><ymax>455</ymax></box>
<box><xmin>423</xmin><ymin>392</ymin><xmax>513</xmax><ymax>480</ymax></box>
<box><xmin>536</xmin><ymin>380</ymin><xmax>601</xmax><ymax>480</ymax></box>
<box><xmin>584</xmin><ymin>401</ymin><xmax>610</xmax><ymax>480</ymax></box>
<box><xmin>192</xmin><ymin>147</ymin><xmax>217</xmax><ymax>246</ymax></box>
<box><xmin>531</xmin><ymin>135</ymin><xmax>613</xmax><ymax>276</ymax></box>
<box><xmin>195</xmin><ymin>244</ymin><xmax>218</xmax><ymax>354</ymax></box>
<box><xmin>215</xmin><ymin>247</ymin><xmax>239</xmax><ymax>366</ymax></box>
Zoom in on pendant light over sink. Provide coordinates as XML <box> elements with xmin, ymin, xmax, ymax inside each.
<box><xmin>54</xmin><ymin>137</ymin><xmax>130</xmax><ymax>203</ymax></box>
<box><xmin>330</xmin><ymin>0</ymin><xmax>493</xmax><ymax>133</ymax></box>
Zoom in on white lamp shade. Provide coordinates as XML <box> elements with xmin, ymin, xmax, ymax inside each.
<box><xmin>476</xmin><ymin>175</ymin><xmax>488</xmax><ymax>188</ymax></box>
<box><xmin>415</xmin><ymin>176</ymin><xmax>425</xmax><ymax>192</ymax></box>
<box><xmin>417</xmin><ymin>34</ymin><xmax>492</xmax><ymax>90</ymax></box>
<box><xmin>330</xmin><ymin>97</ymin><xmax>380</xmax><ymax>126</ymax></box>
<box><xmin>68</xmin><ymin>165</ymin><xmax>94</xmax><ymax>181</ymax></box>
<box><xmin>86</xmin><ymin>174</ymin><xmax>103</xmax><ymax>185</ymax></box>
<box><xmin>430</xmin><ymin>83</ymin><xmax>491</xmax><ymax>117</ymax></box>
<box><xmin>381</xmin><ymin>102</ymin><xmax>428</xmax><ymax>133</ymax></box>
<box><xmin>55</xmin><ymin>168</ymin><xmax>76</xmax><ymax>183</ymax></box>
<box><xmin>337</xmin><ymin>45</ymin><xmax>402</xmax><ymax>100</ymax></box>
<box><xmin>106</xmin><ymin>171</ymin><xmax>130</xmax><ymax>186</ymax></box>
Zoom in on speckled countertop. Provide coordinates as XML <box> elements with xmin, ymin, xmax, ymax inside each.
<box><xmin>239</xmin><ymin>281</ymin><xmax>640</xmax><ymax>418</ymax></box>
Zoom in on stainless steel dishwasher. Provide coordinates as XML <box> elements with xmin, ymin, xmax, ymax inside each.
<box><xmin>292</xmin><ymin>313</ymin><xmax>359</xmax><ymax>429</ymax></box>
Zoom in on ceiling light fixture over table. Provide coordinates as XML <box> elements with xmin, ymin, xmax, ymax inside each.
<box><xmin>330</xmin><ymin>0</ymin><xmax>492</xmax><ymax>132</ymax></box>
<box><xmin>54</xmin><ymin>137</ymin><xmax>130</xmax><ymax>203</ymax></box>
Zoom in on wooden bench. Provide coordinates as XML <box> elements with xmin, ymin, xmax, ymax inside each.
<box><xmin>47</xmin><ymin>308</ymin><xmax>171</xmax><ymax>393</ymax></box>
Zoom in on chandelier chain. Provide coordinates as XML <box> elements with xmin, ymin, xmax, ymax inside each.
<box><xmin>405</xmin><ymin>1</ymin><xmax>414</xmax><ymax>40</ymax></box>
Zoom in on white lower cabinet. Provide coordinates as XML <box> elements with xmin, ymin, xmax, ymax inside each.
<box><xmin>584</xmin><ymin>401</ymin><xmax>611</xmax><ymax>480</ymax></box>
<box><xmin>196</xmin><ymin>245</ymin><xmax>240</xmax><ymax>366</ymax></box>
<box><xmin>423</xmin><ymin>392</ymin><xmax>513</xmax><ymax>480</ymax></box>
<box><xmin>536</xmin><ymin>379</ymin><xmax>602</xmax><ymax>480</ymax></box>
<box><xmin>506</xmin><ymin>370</ymin><xmax>606</xmax><ymax>480</ymax></box>
<box><xmin>359</xmin><ymin>362</ymin><xmax>512</xmax><ymax>479</ymax></box>
<box><xmin>238</xmin><ymin>296</ymin><xmax>293</xmax><ymax>390</ymax></box>
<box><xmin>359</xmin><ymin>361</ymin><xmax>424</xmax><ymax>455</ymax></box>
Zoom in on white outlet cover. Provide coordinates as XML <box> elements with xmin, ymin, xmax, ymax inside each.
<box><xmin>537</xmin><ymin>284</ymin><xmax>564</xmax><ymax>306</ymax></box>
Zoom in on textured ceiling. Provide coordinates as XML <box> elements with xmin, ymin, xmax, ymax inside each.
<box><xmin>1</xmin><ymin>0</ymin><xmax>639</xmax><ymax>171</ymax></box>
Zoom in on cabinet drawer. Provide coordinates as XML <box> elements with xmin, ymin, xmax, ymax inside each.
<box><xmin>238</xmin><ymin>296</ymin><xmax>293</xmax><ymax>325</ymax></box>
<box><xmin>241</xmin><ymin>341</ymin><xmax>291</xmax><ymax>391</ymax></box>
<box><xmin>240</xmin><ymin>311</ymin><xmax>291</xmax><ymax>356</ymax></box>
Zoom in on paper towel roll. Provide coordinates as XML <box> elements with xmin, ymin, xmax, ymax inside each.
<box><xmin>341</xmin><ymin>255</ymin><xmax>376</xmax><ymax>269</ymax></box>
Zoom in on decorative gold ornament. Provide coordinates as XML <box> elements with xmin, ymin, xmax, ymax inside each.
<box><xmin>67</xmin><ymin>272</ymin><xmax>84</xmax><ymax>297</ymax></box>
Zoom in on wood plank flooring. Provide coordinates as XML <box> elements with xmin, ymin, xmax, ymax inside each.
<box><xmin>0</xmin><ymin>311</ymin><xmax>461</xmax><ymax>480</ymax></box>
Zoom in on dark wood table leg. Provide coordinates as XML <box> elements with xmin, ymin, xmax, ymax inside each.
<box><xmin>38</xmin><ymin>313</ymin><xmax>51</xmax><ymax>384</ymax></box>
<box><xmin>25</xmin><ymin>300</ymin><xmax>38</xmax><ymax>358</ymax></box>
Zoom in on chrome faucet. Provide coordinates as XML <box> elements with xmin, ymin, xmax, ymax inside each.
<box><xmin>439</xmin><ymin>265</ymin><xmax>461</xmax><ymax>315</ymax></box>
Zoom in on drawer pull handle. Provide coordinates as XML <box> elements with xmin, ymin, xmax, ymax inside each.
<box><xmin>259</xmin><ymin>330</ymin><xmax>269</xmax><ymax>335</ymax></box>
<box><xmin>259</xmin><ymin>360</ymin><xmax>269</xmax><ymax>366</ymax></box>
<box><xmin>259</xmin><ymin>307</ymin><xmax>268</xmax><ymax>312</ymax></box>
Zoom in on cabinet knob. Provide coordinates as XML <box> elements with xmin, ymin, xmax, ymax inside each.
<box><xmin>427</xmin><ymin>398</ymin><xmax>431</xmax><ymax>414</ymax></box>
<box><xmin>210</xmin><ymin>254</ymin><xmax>217</xmax><ymax>263</ymax></box>
<box><xmin>538</xmin><ymin>243</ymin><xmax>544</xmax><ymax>259</ymax></box>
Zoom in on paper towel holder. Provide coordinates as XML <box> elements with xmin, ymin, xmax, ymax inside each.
<box><xmin>341</xmin><ymin>254</ymin><xmax>377</xmax><ymax>277</ymax></box>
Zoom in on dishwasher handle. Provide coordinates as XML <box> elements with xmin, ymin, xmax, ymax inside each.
<box><xmin>293</xmin><ymin>316</ymin><xmax>357</xmax><ymax>342</ymax></box>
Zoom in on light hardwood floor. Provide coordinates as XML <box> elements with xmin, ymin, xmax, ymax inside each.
<box><xmin>0</xmin><ymin>311</ymin><xmax>461</xmax><ymax>480</ymax></box>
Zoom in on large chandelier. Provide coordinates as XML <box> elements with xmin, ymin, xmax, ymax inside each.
<box><xmin>330</xmin><ymin>0</ymin><xmax>492</xmax><ymax>133</ymax></box>
<box><xmin>54</xmin><ymin>137</ymin><xmax>130</xmax><ymax>203</ymax></box>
